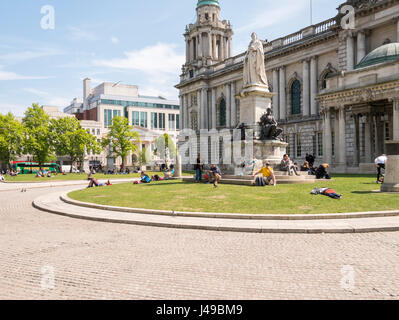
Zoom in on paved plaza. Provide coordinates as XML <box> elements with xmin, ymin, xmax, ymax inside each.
<box><xmin>1</xmin><ymin>184</ymin><xmax>399</xmax><ymax>299</ymax></box>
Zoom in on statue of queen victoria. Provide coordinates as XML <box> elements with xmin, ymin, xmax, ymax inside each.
<box><xmin>243</xmin><ymin>32</ymin><xmax>268</xmax><ymax>88</ymax></box>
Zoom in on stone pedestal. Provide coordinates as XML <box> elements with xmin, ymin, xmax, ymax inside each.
<box><xmin>238</xmin><ymin>85</ymin><xmax>276</xmax><ymax>138</ymax></box>
<box><xmin>381</xmin><ymin>140</ymin><xmax>399</xmax><ymax>192</ymax></box>
<box><xmin>173</xmin><ymin>155</ymin><xmax>182</xmax><ymax>178</ymax></box>
<box><xmin>232</xmin><ymin>139</ymin><xmax>288</xmax><ymax>174</ymax></box>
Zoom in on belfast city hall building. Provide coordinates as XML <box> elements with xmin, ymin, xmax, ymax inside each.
<box><xmin>176</xmin><ymin>0</ymin><xmax>399</xmax><ymax>173</ymax></box>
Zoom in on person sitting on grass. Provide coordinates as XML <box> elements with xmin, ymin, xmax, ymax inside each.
<box><xmin>315</xmin><ymin>163</ymin><xmax>331</xmax><ymax>179</ymax></box>
<box><xmin>0</xmin><ymin>174</ymin><xmax>5</xmax><ymax>182</ymax></box>
<box><xmin>208</xmin><ymin>164</ymin><xmax>222</xmax><ymax>188</ymax></box>
<box><xmin>35</xmin><ymin>170</ymin><xmax>43</xmax><ymax>178</ymax></box>
<box><xmin>164</xmin><ymin>168</ymin><xmax>175</xmax><ymax>180</ymax></box>
<box><xmin>253</xmin><ymin>161</ymin><xmax>276</xmax><ymax>186</ymax></box>
<box><xmin>140</xmin><ymin>171</ymin><xmax>152</xmax><ymax>183</ymax></box>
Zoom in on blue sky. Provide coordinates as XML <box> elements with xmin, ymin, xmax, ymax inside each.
<box><xmin>0</xmin><ymin>0</ymin><xmax>343</xmax><ymax>116</ymax></box>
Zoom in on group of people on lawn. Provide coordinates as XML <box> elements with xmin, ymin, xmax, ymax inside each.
<box><xmin>194</xmin><ymin>153</ymin><xmax>331</xmax><ymax>187</ymax></box>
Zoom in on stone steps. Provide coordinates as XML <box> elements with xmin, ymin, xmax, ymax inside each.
<box><xmin>182</xmin><ymin>176</ymin><xmax>317</xmax><ymax>185</ymax></box>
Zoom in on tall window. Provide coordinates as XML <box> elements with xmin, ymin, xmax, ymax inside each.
<box><xmin>151</xmin><ymin>112</ymin><xmax>158</xmax><ymax>129</ymax></box>
<box><xmin>219</xmin><ymin>99</ymin><xmax>226</xmax><ymax>127</ymax></box>
<box><xmin>176</xmin><ymin>114</ymin><xmax>180</xmax><ymax>130</ymax></box>
<box><xmin>159</xmin><ymin>113</ymin><xmax>165</xmax><ymax>130</ymax></box>
<box><xmin>291</xmin><ymin>80</ymin><xmax>301</xmax><ymax>115</ymax></box>
<box><xmin>132</xmin><ymin>111</ymin><xmax>140</xmax><ymax>126</ymax></box>
<box><xmin>295</xmin><ymin>133</ymin><xmax>302</xmax><ymax>157</ymax></box>
<box><xmin>168</xmin><ymin>114</ymin><xmax>175</xmax><ymax>130</ymax></box>
<box><xmin>140</xmin><ymin>112</ymin><xmax>147</xmax><ymax>128</ymax></box>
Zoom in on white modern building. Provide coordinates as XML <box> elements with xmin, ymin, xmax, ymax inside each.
<box><xmin>64</xmin><ymin>79</ymin><xmax>181</xmax><ymax>170</ymax></box>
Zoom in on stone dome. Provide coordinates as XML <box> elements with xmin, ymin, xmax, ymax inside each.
<box><xmin>197</xmin><ymin>0</ymin><xmax>219</xmax><ymax>8</ymax></box>
<box><xmin>356</xmin><ymin>42</ymin><xmax>399</xmax><ymax>69</ymax></box>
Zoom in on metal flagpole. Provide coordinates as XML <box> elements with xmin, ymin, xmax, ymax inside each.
<box><xmin>310</xmin><ymin>0</ymin><xmax>313</xmax><ymax>25</ymax></box>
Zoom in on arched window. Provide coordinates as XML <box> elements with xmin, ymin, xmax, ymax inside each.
<box><xmin>321</xmin><ymin>72</ymin><xmax>331</xmax><ymax>89</ymax></box>
<box><xmin>219</xmin><ymin>99</ymin><xmax>226</xmax><ymax>127</ymax></box>
<box><xmin>291</xmin><ymin>80</ymin><xmax>301</xmax><ymax>115</ymax></box>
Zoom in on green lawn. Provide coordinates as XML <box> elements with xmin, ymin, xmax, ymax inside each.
<box><xmin>68</xmin><ymin>175</ymin><xmax>399</xmax><ymax>214</ymax></box>
<box><xmin>5</xmin><ymin>171</ymin><xmax>194</xmax><ymax>182</ymax></box>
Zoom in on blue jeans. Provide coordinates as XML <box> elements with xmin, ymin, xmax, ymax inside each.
<box><xmin>195</xmin><ymin>168</ymin><xmax>202</xmax><ymax>182</ymax></box>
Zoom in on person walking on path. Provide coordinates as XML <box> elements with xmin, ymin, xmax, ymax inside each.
<box><xmin>375</xmin><ymin>154</ymin><xmax>387</xmax><ymax>183</ymax></box>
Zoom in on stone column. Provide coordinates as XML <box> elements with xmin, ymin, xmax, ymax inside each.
<box><xmin>208</xmin><ymin>33</ymin><xmax>212</xmax><ymax>58</ymax></box>
<box><xmin>221</xmin><ymin>36</ymin><xmax>225</xmax><ymax>61</ymax></box>
<box><xmin>201</xmin><ymin>88</ymin><xmax>207</xmax><ymax>129</ymax></box>
<box><xmin>357</xmin><ymin>30</ymin><xmax>366</xmax><ymax>64</ymax></box>
<box><xmin>393</xmin><ymin>98</ymin><xmax>399</xmax><ymax>140</ymax></box>
<box><xmin>353</xmin><ymin>114</ymin><xmax>360</xmax><ymax>166</ymax></box>
<box><xmin>184</xmin><ymin>95</ymin><xmax>189</xmax><ymax>129</ymax></box>
<box><xmin>212</xmin><ymin>34</ymin><xmax>217</xmax><ymax>60</ymax></box>
<box><xmin>338</xmin><ymin>107</ymin><xmax>347</xmax><ymax>165</ymax></box>
<box><xmin>374</xmin><ymin>115</ymin><xmax>381</xmax><ymax>157</ymax></box>
<box><xmin>186</xmin><ymin>40</ymin><xmax>190</xmax><ymax>63</ymax></box>
<box><xmin>197</xmin><ymin>90</ymin><xmax>201</xmax><ymax>130</ymax></box>
<box><xmin>364</xmin><ymin>114</ymin><xmax>372</xmax><ymax>163</ymax></box>
<box><xmin>230</xmin><ymin>82</ymin><xmax>236</xmax><ymax>127</ymax></box>
<box><xmin>272</xmin><ymin>69</ymin><xmax>279</xmax><ymax>120</ymax></box>
<box><xmin>211</xmin><ymin>88</ymin><xmax>217</xmax><ymax>129</ymax></box>
<box><xmin>228</xmin><ymin>37</ymin><xmax>232</xmax><ymax>58</ymax></box>
<box><xmin>324</xmin><ymin>108</ymin><xmax>333</xmax><ymax>164</ymax></box>
<box><xmin>279</xmin><ymin>66</ymin><xmax>286</xmax><ymax>120</ymax></box>
<box><xmin>225</xmin><ymin>83</ymin><xmax>231</xmax><ymax>128</ymax></box>
<box><xmin>346</xmin><ymin>32</ymin><xmax>355</xmax><ymax>71</ymax></box>
<box><xmin>334</xmin><ymin>109</ymin><xmax>340</xmax><ymax>162</ymax></box>
<box><xmin>198</xmin><ymin>34</ymin><xmax>202</xmax><ymax>58</ymax></box>
<box><xmin>302</xmin><ymin>59</ymin><xmax>310</xmax><ymax>117</ymax></box>
<box><xmin>310</xmin><ymin>56</ymin><xmax>318</xmax><ymax>115</ymax></box>
<box><xmin>180</xmin><ymin>96</ymin><xmax>184</xmax><ymax>129</ymax></box>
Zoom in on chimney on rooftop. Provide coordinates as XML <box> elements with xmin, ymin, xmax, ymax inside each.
<box><xmin>83</xmin><ymin>78</ymin><xmax>91</xmax><ymax>110</ymax></box>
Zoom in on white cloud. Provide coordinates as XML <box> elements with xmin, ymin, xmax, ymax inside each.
<box><xmin>235</xmin><ymin>0</ymin><xmax>308</xmax><ymax>34</ymax></box>
<box><xmin>0</xmin><ymin>47</ymin><xmax>64</xmax><ymax>64</ymax></box>
<box><xmin>24</xmin><ymin>87</ymin><xmax>70</xmax><ymax>107</ymax></box>
<box><xmin>67</xmin><ymin>26</ymin><xmax>98</xmax><ymax>41</ymax></box>
<box><xmin>111</xmin><ymin>37</ymin><xmax>119</xmax><ymax>44</ymax></box>
<box><xmin>94</xmin><ymin>43</ymin><xmax>185</xmax><ymax>76</ymax></box>
<box><xmin>0</xmin><ymin>70</ymin><xmax>51</xmax><ymax>81</ymax></box>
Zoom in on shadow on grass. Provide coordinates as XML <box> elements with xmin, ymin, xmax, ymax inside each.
<box><xmin>351</xmin><ymin>191</ymin><xmax>378</xmax><ymax>194</ymax></box>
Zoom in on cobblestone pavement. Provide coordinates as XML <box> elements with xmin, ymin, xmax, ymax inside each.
<box><xmin>1</xmin><ymin>186</ymin><xmax>399</xmax><ymax>300</ymax></box>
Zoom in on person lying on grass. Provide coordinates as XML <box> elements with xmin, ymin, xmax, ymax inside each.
<box><xmin>310</xmin><ymin>187</ymin><xmax>342</xmax><ymax>199</ymax></box>
<box><xmin>87</xmin><ymin>178</ymin><xmax>112</xmax><ymax>188</ymax></box>
<box><xmin>252</xmin><ymin>161</ymin><xmax>276</xmax><ymax>186</ymax></box>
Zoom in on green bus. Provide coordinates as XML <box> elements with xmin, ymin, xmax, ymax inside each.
<box><xmin>13</xmin><ymin>162</ymin><xmax>61</xmax><ymax>174</ymax></box>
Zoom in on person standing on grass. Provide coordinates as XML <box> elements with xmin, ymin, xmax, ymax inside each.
<box><xmin>195</xmin><ymin>153</ymin><xmax>203</xmax><ymax>183</ymax></box>
<box><xmin>208</xmin><ymin>164</ymin><xmax>222</xmax><ymax>188</ymax></box>
<box><xmin>375</xmin><ymin>154</ymin><xmax>387</xmax><ymax>184</ymax></box>
<box><xmin>253</xmin><ymin>162</ymin><xmax>276</xmax><ymax>186</ymax></box>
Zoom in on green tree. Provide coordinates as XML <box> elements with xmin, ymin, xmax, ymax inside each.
<box><xmin>154</xmin><ymin>133</ymin><xmax>176</xmax><ymax>163</ymax></box>
<box><xmin>22</xmin><ymin>104</ymin><xmax>54</xmax><ymax>169</ymax></box>
<box><xmin>101</xmin><ymin>116</ymin><xmax>140</xmax><ymax>169</ymax></box>
<box><xmin>0</xmin><ymin>112</ymin><xmax>25</xmax><ymax>170</ymax></box>
<box><xmin>50</xmin><ymin>117</ymin><xmax>101</xmax><ymax>173</ymax></box>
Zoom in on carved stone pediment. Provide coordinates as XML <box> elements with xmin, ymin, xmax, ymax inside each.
<box><xmin>346</xmin><ymin>0</ymin><xmax>385</xmax><ymax>10</ymax></box>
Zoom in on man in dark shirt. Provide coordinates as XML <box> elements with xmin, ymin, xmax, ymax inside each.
<box><xmin>194</xmin><ymin>153</ymin><xmax>203</xmax><ymax>182</ymax></box>
<box><xmin>208</xmin><ymin>164</ymin><xmax>222</xmax><ymax>187</ymax></box>
<box><xmin>306</xmin><ymin>153</ymin><xmax>315</xmax><ymax>167</ymax></box>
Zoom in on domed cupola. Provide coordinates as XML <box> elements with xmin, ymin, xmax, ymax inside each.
<box><xmin>356</xmin><ymin>42</ymin><xmax>399</xmax><ymax>69</ymax></box>
<box><xmin>197</xmin><ymin>0</ymin><xmax>219</xmax><ymax>8</ymax></box>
